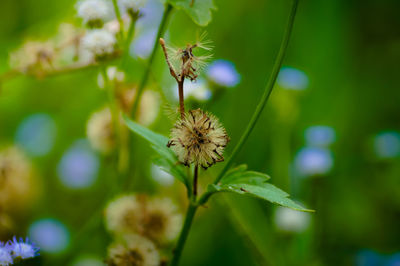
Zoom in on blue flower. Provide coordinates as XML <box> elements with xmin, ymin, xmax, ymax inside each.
<box><xmin>0</xmin><ymin>242</ymin><xmax>13</xmax><ymax>266</ymax></box>
<box><xmin>8</xmin><ymin>236</ymin><xmax>40</xmax><ymax>260</ymax></box>
<box><xmin>206</xmin><ymin>59</ymin><xmax>241</xmax><ymax>87</ymax></box>
<box><xmin>277</xmin><ymin>66</ymin><xmax>309</xmax><ymax>90</ymax></box>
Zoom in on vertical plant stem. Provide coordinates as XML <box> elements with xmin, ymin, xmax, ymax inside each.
<box><xmin>214</xmin><ymin>0</ymin><xmax>300</xmax><ymax>185</ymax></box>
<box><xmin>130</xmin><ymin>4</ymin><xmax>173</xmax><ymax>118</ymax></box>
<box><xmin>193</xmin><ymin>164</ymin><xmax>199</xmax><ymax>197</ymax></box>
<box><xmin>112</xmin><ymin>0</ymin><xmax>125</xmax><ymax>41</ymax></box>
<box><xmin>178</xmin><ymin>79</ymin><xmax>185</xmax><ymax>118</ymax></box>
<box><xmin>170</xmin><ymin>203</ymin><xmax>198</xmax><ymax>266</ymax></box>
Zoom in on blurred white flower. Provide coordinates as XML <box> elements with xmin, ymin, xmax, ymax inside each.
<box><xmin>295</xmin><ymin>147</ymin><xmax>333</xmax><ymax>177</ymax></box>
<box><xmin>82</xmin><ymin>29</ymin><xmax>116</xmax><ymax>59</ymax></box>
<box><xmin>107</xmin><ymin>234</ymin><xmax>159</xmax><ymax>266</ymax></box>
<box><xmin>373</xmin><ymin>131</ymin><xmax>400</xmax><ymax>159</ymax></box>
<box><xmin>206</xmin><ymin>59</ymin><xmax>240</xmax><ymax>87</ymax></box>
<box><xmin>277</xmin><ymin>66</ymin><xmax>309</xmax><ymax>90</ymax></box>
<box><xmin>77</xmin><ymin>0</ymin><xmax>111</xmax><ymax>27</ymax></box>
<box><xmin>274</xmin><ymin>206</ymin><xmax>310</xmax><ymax>233</ymax></box>
<box><xmin>28</xmin><ymin>219</ymin><xmax>69</xmax><ymax>254</ymax></box>
<box><xmin>305</xmin><ymin>125</ymin><xmax>336</xmax><ymax>148</ymax></box>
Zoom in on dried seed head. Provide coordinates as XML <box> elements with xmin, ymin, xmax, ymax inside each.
<box><xmin>168</xmin><ymin>109</ymin><xmax>229</xmax><ymax>169</ymax></box>
<box><xmin>107</xmin><ymin>234</ymin><xmax>159</xmax><ymax>266</ymax></box>
<box><xmin>160</xmin><ymin>34</ymin><xmax>212</xmax><ymax>82</ymax></box>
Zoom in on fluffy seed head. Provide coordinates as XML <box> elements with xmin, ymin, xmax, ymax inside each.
<box><xmin>82</xmin><ymin>29</ymin><xmax>116</xmax><ymax>60</ymax></box>
<box><xmin>105</xmin><ymin>195</ymin><xmax>182</xmax><ymax>243</ymax></box>
<box><xmin>161</xmin><ymin>34</ymin><xmax>212</xmax><ymax>82</ymax></box>
<box><xmin>86</xmin><ymin>107</ymin><xmax>115</xmax><ymax>154</ymax></box>
<box><xmin>141</xmin><ymin>197</ymin><xmax>182</xmax><ymax>243</ymax></box>
<box><xmin>167</xmin><ymin>109</ymin><xmax>229</xmax><ymax>169</ymax></box>
<box><xmin>107</xmin><ymin>234</ymin><xmax>159</xmax><ymax>266</ymax></box>
<box><xmin>77</xmin><ymin>0</ymin><xmax>111</xmax><ymax>27</ymax></box>
<box><xmin>105</xmin><ymin>195</ymin><xmax>143</xmax><ymax>235</ymax></box>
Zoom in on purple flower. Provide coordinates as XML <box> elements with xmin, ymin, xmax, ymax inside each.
<box><xmin>8</xmin><ymin>236</ymin><xmax>40</xmax><ymax>259</ymax></box>
<box><xmin>0</xmin><ymin>242</ymin><xmax>13</xmax><ymax>266</ymax></box>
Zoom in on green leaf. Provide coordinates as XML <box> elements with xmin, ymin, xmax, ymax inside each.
<box><xmin>208</xmin><ymin>165</ymin><xmax>313</xmax><ymax>212</ymax></box>
<box><xmin>221</xmin><ymin>164</ymin><xmax>271</xmax><ymax>186</ymax></box>
<box><xmin>166</xmin><ymin>0</ymin><xmax>217</xmax><ymax>26</ymax></box>
<box><xmin>123</xmin><ymin>114</ymin><xmax>190</xmax><ymax>189</ymax></box>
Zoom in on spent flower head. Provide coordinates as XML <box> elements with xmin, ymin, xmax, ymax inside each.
<box><xmin>167</xmin><ymin>109</ymin><xmax>229</xmax><ymax>169</ymax></box>
<box><xmin>160</xmin><ymin>33</ymin><xmax>212</xmax><ymax>82</ymax></box>
<box><xmin>77</xmin><ymin>0</ymin><xmax>111</xmax><ymax>28</ymax></box>
<box><xmin>107</xmin><ymin>234</ymin><xmax>159</xmax><ymax>266</ymax></box>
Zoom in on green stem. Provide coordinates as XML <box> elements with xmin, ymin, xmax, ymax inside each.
<box><xmin>125</xmin><ymin>15</ymin><xmax>137</xmax><ymax>51</ymax></box>
<box><xmin>101</xmin><ymin>67</ymin><xmax>124</xmax><ymax>174</ymax></box>
<box><xmin>169</xmin><ymin>203</ymin><xmax>198</xmax><ymax>266</ymax></box>
<box><xmin>130</xmin><ymin>4</ymin><xmax>173</xmax><ymax>118</ymax></box>
<box><xmin>112</xmin><ymin>0</ymin><xmax>125</xmax><ymax>41</ymax></box>
<box><xmin>213</xmin><ymin>0</ymin><xmax>300</xmax><ymax>185</ymax></box>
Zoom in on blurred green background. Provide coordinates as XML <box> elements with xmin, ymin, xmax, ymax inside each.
<box><xmin>1</xmin><ymin>0</ymin><xmax>400</xmax><ymax>265</ymax></box>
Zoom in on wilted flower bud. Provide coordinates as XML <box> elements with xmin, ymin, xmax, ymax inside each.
<box><xmin>77</xmin><ymin>0</ymin><xmax>111</xmax><ymax>28</ymax></box>
<box><xmin>167</xmin><ymin>109</ymin><xmax>229</xmax><ymax>169</ymax></box>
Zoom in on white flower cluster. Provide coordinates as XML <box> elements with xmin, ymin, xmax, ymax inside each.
<box><xmin>77</xmin><ymin>0</ymin><xmax>111</xmax><ymax>27</ymax></box>
<box><xmin>82</xmin><ymin>29</ymin><xmax>117</xmax><ymax>59</ymax></box>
